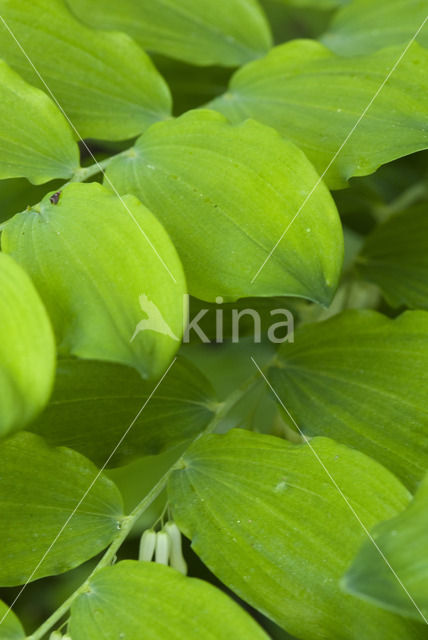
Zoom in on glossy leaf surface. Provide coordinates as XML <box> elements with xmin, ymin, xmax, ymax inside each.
<box><xmin>0</xmin><ymin>432</ymin><xmax>123</xmax><ymax>586</ymax></box>
<box><xmin>269</xmin><ymin>310</ymin><xmax>428</xmax><ymax>490</ymax></box>
<box><xmin>2</xmin><ymin>182</ymin><xmax>186</xmax><ymax>379</ymax></box>
<box><xmin>0</xmin><ymin>253</ymin><xmax>55</xmax><ymax>438</ymax></box>
<box><xmin>0</xmin><ymin>0</ymin><xmax>171</xmax><ymax>140</ymax></box>
<box><xmin>30</xmin><ymin>357</ymin><xmax>218</xmax><ymax>467</ymax></box>
<box><xmin>106</xmin><ymin>110</ymin><xmax>343</xmax><ymax>303</ymax></box>
<box><xmin>169</xmin><ymin>430</ymin><xmax>423</xmax><ymax>639</ymax></box>
<box><xmin>210</xmin><ymin>41</ymin><xmax>428</xmax><ymax>188</ymax></box>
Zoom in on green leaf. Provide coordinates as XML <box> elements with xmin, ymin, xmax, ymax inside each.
<box><xmin>168</xmin><ymin>429</ymin><xmax>424</xmax><ymax>640</ymax></box>
<box><xmin>0</xmin><ymin>601</ymin><xmax>25</xmax><ymax>639</ymax></box>
<box><xmin>343</xmin><ymin>471</ymin><xmax>428</xmax><ymax>623</ymax></box>
<box><xmin>0</xmin><ymin>0</ymin><xmax>171</xmax><ymax>140</ymax></box>
<box><xmin>65</xmin><ymin>0</ymin><xmax>272</xmax><ymax>67</ymax></box>
<box><xmin>0</xmin><ymin>431</ymin><xmax>124</xmax><ymax>586</ymax></box>
<box><xmin>209</xmin><ymin>40</ymin><xmax>428</xmax><ymax>189</ymax></box>
<box><xmin>0</xmin><ymin>177</ymin><xmax>63</xmax><ymax>224</ymax></box>
<box><xmin>0</xmin><ymin>60</ymin><xmax>78</xmax><ymax>184</ymax></box>
<box><xmin>106</xmin><ymin>110</ymin><xmax>343</xmax><ymax>304</ymax></box>
<box><xmin>321</xmin><ymin>0</ymin><xmax>428</xmax><ymax>57</ymax></box>
<box><xmin>69</xmin><ymin>560</ymin><xmax>269</xmax><ymax>639</ymax></box>
<box><xmin>30</xmin><ymin>357</ymin><xmax>218</xmax><ymax>467</ymax></box>
<box><xmin>0</xmin><ymin>253</ymin><xmax>55</xmax><ymax>438</ymax></box>
<box><xmin>2</xmin><ymin>182</ymin><xmax>186</xmax><ymax>379</ymax></box>
<box><xmin>269</xmin><ymin>310</ymin><xmax>428</xmax><ymax>490</ymax></box>
<box><xmin>274</xmin><ymin>0</ymin><xmax>346</xmax><ymax>7</ymax></box>
<box><xmin>356</xmin><ymin>204</ymin><xmax>428</xmax><ymax>310</ymax></box>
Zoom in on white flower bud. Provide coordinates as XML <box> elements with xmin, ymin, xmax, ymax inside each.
<box><xmin>139</xmin><ymin>528</ymin><xmax>157</xmax><ymax>562</ymax></box>
<box><xmin>165</xmin><ymin>521</ymin><xmax>188</xmax><ymax>575</ymax></box>
<box><xmin>155</xmin><ymin>531</ymin><xmax>170</xmax><ymax>565</ymax></box>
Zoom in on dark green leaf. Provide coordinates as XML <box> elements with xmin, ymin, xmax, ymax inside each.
<box><xmin>343</xmin><ymin>471</ymin><xmax>428</xmax><ymax>623</ymax></box>
<box><xmin>269</xmin><ymin>310</ymin><xmax>428</xmax><ymax>490</ymax></box>
<box><xmin>2</xmin><ymin>182</ymin><xmax>186</xmax><ymax>379</ymax></box>
<box><xmin>106</xmin><ymin>109</ymin><xmax>343</xmax><ymax>304</ymax></box>
<box><xmin>209</xmin><ymin>41</ymin><xmax>428</xmax><ymax>188</ymax></box>
<box><xmin>0</xmin><ymin>0</ymin><xmax>171</xmax><ymax>140</ymax></box>
<box><xmin>30</xmin><ymin>357</ymin><xmax>218</xmax><ymax>467</ymax></box>
<box><xmin>69</xmin><ymin>560</ymin><xmax>269</xmax><ymax>639</ymax></box>
<box><xmin>65</xmin><ymin>0</ymin><xmax>272</xmax><ymax>67</ymax></box>
<box><xmin>169</xmin><ymin>429</ymin><xmax>423</xmax><ymax>639</ymax></box>
<box><xmin>0</xmin><ymin>432</ymin><xmax>124</xmax><ymax>586</ymax></box>
<box><xmin>0</xmin><ymin>253</ymin><xmax>55</xmax><ymax>438</ymax></box>
<box><xmin>356</xmin><ymin>204</ymin><xmax>428</xmax><ymax>309</ymax></box>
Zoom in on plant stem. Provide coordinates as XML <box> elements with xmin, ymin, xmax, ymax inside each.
<box><xmin>26</xmin><ymin>369</ymin><xmax>260</xmax><ymax>640</ymax></box>
<box><xmin>66</xmin><ymin>149</ymin><xmax>130</xmax><ymax>185</ymax></box>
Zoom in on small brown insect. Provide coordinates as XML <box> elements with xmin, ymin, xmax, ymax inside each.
<box><xmin>49</xmin><ymin>191</ymin><xmax>61</xmax><ymax>205</ymax></box>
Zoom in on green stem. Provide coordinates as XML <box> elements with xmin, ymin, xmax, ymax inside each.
<box><xmin>0</xmin><ymin>148</ymin><xmax>131</xmax><ymax>237</ymax></box>
<box><xmin>26</xmin><ymin>370</ymin><xmax>260</xmax><ymax>640</ymax></box>
<box><xmin>66</xmin><ymin>149</ymin><xmax>130</xmax><ymax>186</ymax></box>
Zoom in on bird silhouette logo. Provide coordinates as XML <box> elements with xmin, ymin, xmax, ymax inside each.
<box><xmin>130</xmin><ymin>294</ymin><xmax>180</xmax><ymax>343</ymax></box>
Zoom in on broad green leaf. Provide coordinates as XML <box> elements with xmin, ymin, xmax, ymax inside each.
<box><xmin>0</xmin><ymin>0</ymin><xmax>171</xmax><ymax>140</ymax></box>
<box><xmin>169</xmin><ymin>430</ymin><xmax>423</xmax><ymax>639</ymax></box>
<box><xmin>2</xmin><ymin>182</ymin><xmax>186</xmax><ymax>379</ymax></box>
<box><xmin>269</xmin><ymin>310</ymin><xmax>428</xmax><ymax>490</ymax></box>
<box><xmin>30</xmin><ymin>357</ymin><xmax>218</xmax><ymax>467</ymax></box>
<box><xmin>0</xmin><ymin>431</ymin><xmax>124</xmax><ymax>586</ymax></box>
<box><xmin>0</xmin><ymin>601</ymin><xmax>25</xmax><ymax>639</ymax></box>
<box><xmin>0</xmin><ymin>253</ymin><xmax>55</xmax><ymax>438</ymax></box>
<box><xmin>0</xmin><ymin>60</ymin><xmax>78</xmax><ymax>184</ymax></box>
<box><xmin>356</xmin><ymin>205</ymin><xmax>428</xmax><ymax>310</ymax></box>
<box><xmin>343</xmin><ymin>471</ymin><xmax>428</xmax><ymax>623</ymax></box>
<box><xmin>321</xmin><ymin>0</ymin><xmax>428</xmax><ymax>57</ymax></box>
<box><xmin>69</xmin><ymin>560</ymin><xmax>269</xmax><ymax>639</ymax></box>
<box><xmin>106</xmin><ymin>110</ymin><xmax>343</xmax><ymax>304</ymax></box>
<box><xmin>209</xmin><ymin>40</ymin><xmax>428</xmax><ymax>189</ymax></box>
<box><xmin>65</xmin><ymin>0</ymin><xmax>272</xmax><ymax>67</ymax></box>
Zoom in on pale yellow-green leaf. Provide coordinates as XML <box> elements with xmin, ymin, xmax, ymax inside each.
<box><xmin>2</xmin><ymin>183</ymin><xmax>186</xmax><ymax>379</ymax></box>
<box><xmin>0</xmin><ymin>253</ymin><xmax>55</xmax><ymax>438</ymax></box>
<box><xmin>0</xmin><ymin>60</ymin><xmax>78</xmax><ymax>184</ymax></box>
<box><xmin>106</xmin><ymin>109</ymin><xmax>343</xmax><ymax>304</ymax></box>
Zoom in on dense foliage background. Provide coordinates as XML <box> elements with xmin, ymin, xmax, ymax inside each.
<box><xmin>0</xmin><ymin>0</ymin><xmax>427</xmax><ymax>639</ymax></box>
